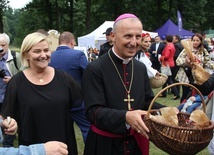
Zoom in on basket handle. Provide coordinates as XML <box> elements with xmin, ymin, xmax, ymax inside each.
<box><xmin>146</xmin><ymin>82</ymin><xmax>206</xmax><ymax>117</ymax></box>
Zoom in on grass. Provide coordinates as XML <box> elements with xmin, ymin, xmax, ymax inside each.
<box><xmin>74</xmin><ymin>87</ymin><xmax>209</xmax><ymax>155</ymax></box>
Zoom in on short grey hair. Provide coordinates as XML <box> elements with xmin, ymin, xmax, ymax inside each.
<box><xmin>0</xmin><ymin>33</ymin><xmax>10</xmax><ymax>45</ymax></box>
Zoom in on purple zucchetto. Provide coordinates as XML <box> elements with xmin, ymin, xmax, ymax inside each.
<box><xmin>114</xmin><ymin>13</ymin><xmax>138</xmax><ymax>24</ymax></box>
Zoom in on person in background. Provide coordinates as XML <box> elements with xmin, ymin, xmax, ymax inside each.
<box><xmin>0</xmin><ymin>117</ymin><xmax>68</xmax><ymax>155</ymax></box>
<box><xmin>82</xmin><ymin>13</ymin><xmax>164</xmax><ymax>155</ymax></box>
<box><xmin>151</xmin><ymin>37</ymin><xmax>155</xmax><ymax>44</ymax></box>
<box><xmin>98</xmin><ymin>27</ymin><xmax>113</xmax><ymax>57</ymax></box>
<box><xmin>172</xmin><ymin>35</ymin><xmax>184</xmax><ymax>95</ymax></box>
<box><xmin>0</xmin><ymin>33</ymin><xmax>21</xmax><ymax>147</ymax></box>
<box><xmin>87</xmin><ymin>47</ymin><xmax>97</xmax><ymax>62</ymax></box>
<box><xmin>93</xmin><ymin>48</ymin><xmax>99</xmax><ymax>56</ymax></box>
<box><xmin>177</xmin><ymin>93</ymin><xmax>207</xmax><ymax>114</ymax></box>
<box><xmin>1</xmin><ymin>32</ymin><xmax>83</xmax><ymax>155</ymax></box>
<box><xmin>135</xmin><ymin>33</ymin><xmax>159</xmax><ymax>78</ymax></box>
<box><xmin>0</xmin><ymin>33</ymin><xmax>21</xmax><ymax>114</ymax></box>
<box><xmin>159</xmin><ymin>35</ymin><xmax>180</xmax><ymax>99</ymax></box>
<box><xmin>172</xmin><ymin>35</ymin><xmax>184</xmax><ymax>66</ymax></box>
<box><xmin>176</xmin><ymin>33</ymin><xmax>214</xmax><ymax>102</ymax></box>
<box><xmin>202</xmin><ymin>31</ymin><xmax>212</xmax><ymax>53</ymax></box>
<box><xmin>149</xmin><ymin>35</ymin><xmax>165</xmax><ymax>71</ymax></box>
<box><xmin>49</xmin><ymin>31</ymin><xmax>90</xmax><ymax>143</ymax></box>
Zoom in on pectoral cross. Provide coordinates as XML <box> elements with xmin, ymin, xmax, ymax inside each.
<box><xmin>124</xmin><ymin>93</ymin><xmax>134</xmax><ymax>110</ymax></box>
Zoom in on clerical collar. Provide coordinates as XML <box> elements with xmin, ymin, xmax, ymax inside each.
<box><xmin>112</xmin><ymin>47</ymin><xmax>132</xmax><ymax>64</ymax></box>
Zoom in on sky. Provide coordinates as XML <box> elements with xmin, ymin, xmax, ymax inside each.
<box><xmin>8</xmin><ymin>0</ymin><xmax>32</xmax><ymax>9</ymax></box>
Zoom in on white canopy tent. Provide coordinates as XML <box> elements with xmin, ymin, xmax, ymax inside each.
<box><xmin>77</xmin><ymin>21</ymin><xmax>158</xmax><ymax>50</ymax></box>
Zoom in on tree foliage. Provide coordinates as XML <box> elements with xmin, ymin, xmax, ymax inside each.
<box><xmin>0</xmin><ymin>0</ymin><xmax>9</xmax><ymax>32</ymax></box>
<box><xmin>2</xmin><ymin>0</ymin><xmax>214</xmax><ymax>46</ymax></box>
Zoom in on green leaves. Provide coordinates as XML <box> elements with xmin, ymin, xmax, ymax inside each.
<box><xmin>2</xmin><ymin>0</ymin><xmax>214</xmax><ymax>47</ymax></box>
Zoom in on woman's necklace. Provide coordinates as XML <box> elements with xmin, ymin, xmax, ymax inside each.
<box><xmin>108</xmin><ymin>51</ymin><xmax>134</xmax><ymax>110</ymax></box>
<box><xmin>31</xmin><ymin>70</ymin><xmax>47</xmax><ymax>83</ymax></box>
<box><xmin>38</xmin><ymin>78</ymin><xmax>44</xmax><ymax>83</ymax></box>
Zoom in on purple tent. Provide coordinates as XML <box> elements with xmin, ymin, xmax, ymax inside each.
<box><xmin>155</xmin><ymin>19</ymin><xmax>194</xmax><ymax>39</ymax></box>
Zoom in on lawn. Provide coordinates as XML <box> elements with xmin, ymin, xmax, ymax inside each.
<box><xmin>74</xmin><ymin>87</ymin><xmax>210</xmax><ymax>155</ymax></box>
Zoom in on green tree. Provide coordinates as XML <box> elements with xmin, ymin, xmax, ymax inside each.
<box><xmin>3</xmin><ymin>7</ymin><xmax>19</xmax><ymax>43</ymax></box>
<box><xmin>203</xmin><ymin>0</ymin><xmax>214</xmax><ymax>32</ymax></box>
<box><xmin>181</xmin><ymin>0</ymin><xmax>208</xmax><ymax>32</ymax></box>
<box><xmin>2</xmin><ymin>0</ymin><xmax>214</xmax><ymax>47</ymax></box>
<box><xmin>0</xmin><ymin>0</ymin><xmax>9</xmax><ymax>32</ymax></box>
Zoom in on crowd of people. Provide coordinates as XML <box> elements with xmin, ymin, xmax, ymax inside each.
<box><xmin>0</xmin><ymin>12</ymin><xmax>214</xmax><ymax>155</ymax></box>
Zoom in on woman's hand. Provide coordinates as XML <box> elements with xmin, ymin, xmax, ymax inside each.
<box><xmin>1</xmin><ymin>117</ymin><xmax>18</xmax><ymax>135</ymax></box>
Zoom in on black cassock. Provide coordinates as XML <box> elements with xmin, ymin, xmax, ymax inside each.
<box><xmin>82</xmin><ymin>50</ymin><xmax>162</xmax><ymax>155</ymax></box>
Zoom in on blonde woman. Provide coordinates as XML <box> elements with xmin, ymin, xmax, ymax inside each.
<box><xmin>135</xmin><ymin>33</ymin><xmax>159</xmax><ymax>78</ymax></box>
<box><xmin>1</xmin><ymin>32</ymin><xmax>82</xmax><ymax>155</ymax></box>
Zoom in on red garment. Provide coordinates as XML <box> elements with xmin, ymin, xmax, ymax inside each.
<box><xmin>130</xmin><ymin>129</ymin><xmax>149</xmax><ymax>155</ymax></box>
<box><xmin>145</xmin><ymin>52</ymin><xmax>150</xmax><ymax>58</ymax></box>
<box><xmin>91</xmin><ymin>125</ymin><xmax>149</xmax><ymax>155</ymax></box>
<box><xmin>159</xmin><ymin>43</ymin><xmax>175</xmax><ymax>67</ymax></box>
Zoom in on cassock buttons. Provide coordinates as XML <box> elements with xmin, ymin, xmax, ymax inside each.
<box><xmin>125</xmin><ymin>72</ymin><xmax>128</xmax><ymax>76</ymax></box>
<box><xmin>127</xmin><ymin>150</ymin><xmax>130</xmax><ymax>154</ymax></box>
<box><xmin>126</xmin><ymin>81</ymin><xmax>130</xmax><ymax>85</ymax></box>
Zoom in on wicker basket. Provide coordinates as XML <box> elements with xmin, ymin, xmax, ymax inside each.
<box><xmin>149</xmin><ymin>73</ymin><xmax>168</xmax><ymax>89</ymax></box>
<box><xmin>144</xmin><ymin>83</ymin><xmax>214</xmax><ymax>155</ymax></box>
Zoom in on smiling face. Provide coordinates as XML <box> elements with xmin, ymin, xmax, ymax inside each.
<box><xmin>192</xmin><ymin>36</ymin><xmax>202</xmax><ymax>49</ymax></box>
<box><xmin>141</xmin><ymin>36</ymin><xmax>151</xmax><ymax>51</ymax></box>
<box><xmin>111</xmin><ymin>18</ymin><xmax>142</xmax><ymax>59</ymax></box>
<box><xmin>26</xmin><ymin>40</ymin><xmax>51</xmax><ymax>70</ymax></box>
<box><xmin>191</xmin><ymin>33</ymin><xmax>203</xmax><ymax>50</ymax></box>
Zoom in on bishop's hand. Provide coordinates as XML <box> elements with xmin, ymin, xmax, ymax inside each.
<box><xmin>125</xmin><ymin>110</ymin><xmax>149</xmax><ymax>139</ymax></box>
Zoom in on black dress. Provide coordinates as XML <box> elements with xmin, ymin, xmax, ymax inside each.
<box><xmin>82</xmin><ymin>50</ymin><xmax>161</xmax><ymax>155</ymax></box>
<box><xmin>1</xmin><ymin>69</ymin><xmax>82</xmax><ymax>155</ymax></box>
